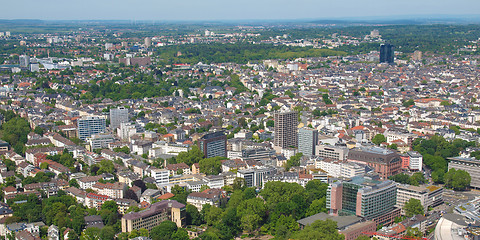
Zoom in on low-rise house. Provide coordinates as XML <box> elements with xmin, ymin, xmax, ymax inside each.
<box><xmin>78</xmin><ymin>176</ymin><xmax>102</xmax><ymax>190</ymax></box>
<box><xmin>166</xmin><ymin>163</ymin><xmax>191</xmax><ymax>176</ymax></box>
<box><xmin>64</xmin><ymin>187</ymin><xmax>87</xmax><ymax>204</ymax></box>
<box><xmin>186</xmin><ymin>188</ymin><xmax>226</xmax><ymax>210</ymax></box>
<box><xmin>91</xmin><ymin>182</ymin><xmax>126</xmax><ymax>199</ymax></box>
<box><xmin>140</xmin><ymin>189</ymin><xmax>162</xmax><ymax>204</ymax></box>
<box><xmin>85</xmin><ymin>193</ymin><xmax>111</xmax><ymax>209</ymax></box>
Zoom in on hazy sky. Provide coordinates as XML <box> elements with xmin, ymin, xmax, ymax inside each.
<box><xmin>4</xmin><ymin>0</ymin><xmax>480</xmax><ymax>20</ymax></box>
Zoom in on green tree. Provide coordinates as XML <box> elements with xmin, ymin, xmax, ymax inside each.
<box><xmin>99</xmin><ymin>226</ymin><xmax>115</xmax><ymax>240</ymax></box>
<box><xmin>199</xmin><ymin>156</ymin><xmax>224</xmax><ymax>175</ymax></box>
<box><xmin>306</xmin><ymin>198</ymin><xmax>327</xmax><ymax>216</ymax></box>
<box><xmin>403</xmin><ymin>198</ymin><xmax>424</xmax><ymax>217</ymax></box>
<box><xmin>150</xmin><ymin>220</ymin><xmax>178</xmax><ymax>240</ymax></box>
<box><xmin>444</xmin><ymin>168</ymin><xmax>471</xmax><ymax>190</ymax></box>
<box><xmin>80</xmin><ymin>227</ymin><xmax>100</xmax><ymax>240</ymax></box>
<box><xmin>176</xmin><ymin>145</ymin><xmax>204</xmax><ymax>166</ymax></box>
<box><xmin>372</xmin><ymin>134</ymin><xmax>386</xmax><ymax>145</ymax></box>
<box><xmin>290</xmin><ymin>219</ymin><xmax>344</xmax><ymax>240</ymax></box>
<box><xmin>186</xmin><ymin>204</ymin><xmax>203</xmax><ymax>226</ymax></box>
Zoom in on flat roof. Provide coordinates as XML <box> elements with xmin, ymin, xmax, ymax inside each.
<box><xmin>297</xmin><ymin>212</ymin><xmax>362</xmax><ymax>229</ymax></box>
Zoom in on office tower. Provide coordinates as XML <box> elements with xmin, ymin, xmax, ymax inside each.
<box><xmin>198</xmin><ymin>132</ymin><xmax>227</xmax><ymax>158</ymax></box>
<box><xmin>380</xmin><ymin>43</ymin><xmax>394</xmax><ymax>64</ymax></box>
<box><xmin>298</xmin><ymin>128</ymin><xmax>318</xmax><ymax>156</ymax></box>
<box><xmin>110</xmin><ymin>107</ymin><xmax>129</xmax><ymax>130</ymax></box>
<box><xmin>274</xmin><ymin>111</ymin><xmax>298</xmax><ymax>150</ymax></box>
<box><xmin>19</xmin><ymin>55</ymin><xmax>30</xmax><ymax>68</ymax></box>
<box><xmin>327</xmin><ymin>175</ymin><xmax>398</xmax><ymax>225</ymax></box>
<box><xmin>77</xmin><ymin>116</ymin><xmax>106</xmax><ymax>140</ymax></box>
<box><xmin>144</xmin><ymin>37</ymin><xmax>152</xmax><ymax>47</ymax></box>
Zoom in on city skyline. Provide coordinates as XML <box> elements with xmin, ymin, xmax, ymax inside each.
<box><xmin>2</xmin><ymin>0</ymin><xmax>480</xmax><ymax>21</ymax></box>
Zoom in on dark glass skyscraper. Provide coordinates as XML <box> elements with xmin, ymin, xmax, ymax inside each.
<box><xmin>380</xmin><ymin>43</ymin><xmax>394</xmax><ymax>64</ymax></box>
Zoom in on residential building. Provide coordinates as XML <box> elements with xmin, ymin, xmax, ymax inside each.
<box><xmin>187</xmin><ymin>188</ymin><xmax>226</xmax><ymax>210</ymax></box>
<box><xmin>77</xmin><ymin>116</ymin><xmax>106</xmax><ymax>140</ymax></box>
<box><xmin>198</xmin><ymin>132</ymin><xmax>227</xmax><ymax>158</ymax></box>
<box><xmin>298</xmin><ymin>128</ymin><xmax>318</xmax><ymax>156</ymax></box>
<box><xmin>121</xmin><ymin>200</ymin><xmax>186</xmax><ymax>232</ymax></box>
<box><xmin>150</xmin><ymin>168</ymin><xmax>169</xmax><ymax>185</ymax></box>
<box><xmin>86</xmin><ymin>133</ymin><xmax>114</xmax><ymax>150</ymax></box>
<box><xmin>110</xmin><ymin>107</ymin><xmax>129</xmax><ymax>130</ymax></box>
<box><xmin>274</xmin><ymin>111</ymin><xmax>298</xmax><ymax>151</ymax></box>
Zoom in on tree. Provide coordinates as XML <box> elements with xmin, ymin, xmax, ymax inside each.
<box><xmin>97</xmin><ymin>160</ymin><xmax>114</xmax><ymax>174</ymax></box>
<box><xmin>99</xmin><ymin>226</ymin><xmax>115</xmax><ymax>240</ymax></box>
<box><xmin>402</xmin><ymin>99</ymin><xmax>415</xmax><ymax>107</ymax></box>
<box><xmin>232</xmin><ymin>177</ymin><xmax>246</xmax><ymax>191</ymax></box>
<box><xmin>372</xmin><ymin>134</ymin><xmax>386</xmax><ymax>145</ymax></box>
<box><xmin>444</xmin><ymin>168</ymin><xmax>471</xmax><ymax>190</ymax></box>
<box><xmin>291</xmin><ymin>219</ymin><xmax>344</xmax><ymax>240</ymax></box>
<box><xmin>176</xmin><ymin>146</ymin><xmax>204</xmax><ymax>166</ymax></box>
<box><xmin>150</xmin><ymin>220</ymin><xmax>178</xmax><ymax>240</ymax></box>
<box><xmin>171</xmin><ymin>229</ymin><xmax>189</xmax><ymax>240</ymax></box>
<box><xmin>40</xmin><ymin>162</ymin><xmax>49</xmax><ymax>169</ymax></box>
<box><xmin>69</xmin><ymin>179</ymin><xmax>80</xmax><ymax>188</ymax></box>
<box><xmin>101</xmin><ymin>200</ymin><xmax>118</xmax><ymax>213</ymax></box>
<box><xmin>306</xmin><ymin>198</ymin><xmax>327</xmax><ymax>217</ymax></box>
<box><xmin>403</xmin><ymin>198</ymin><xmax>424</xmax><ymax>217</ymax></box>
<box><xmin>186</xmin><ymin>204</ymin><xmax>203</xmax><ymax>226</ymax></box>
<box><xmin>80</xmin><ymin>227</ymin><xmax>100</xmax><ymax>240</ymax></box>
<box><xmin>199</xmin><ymin>156</ymin><xmax>223</xmax><ymax>175</ymax></box>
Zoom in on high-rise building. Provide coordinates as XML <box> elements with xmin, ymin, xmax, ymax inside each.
<box><xmin>198</xmin><ymin>132</ymin><xmax>227</xmax><ymax>158</ymax></box>
<box><xmin>380</xmin><ymin>43</ymin><xmax>394</xmax><ymax>64</ymax></box>
<box><xmin>412</xmin><ymin>50</ymin><xmax>422</xmax><ymax>61</ymax></box>
<box><xmin>298</xmin><ymin>128</ymin><xmax>318</xmax><ymax>156</ymax></box>
<box><xmin>19</xmin><ymin>55</ymin><xmax>30</xmax><ymax>68</ymax></box>
<box><xmin>110</xmin><ymin>107</ymin><xmax>129</xmax><ymax>130</ymax></box>
<box><xmin>77</xmin><ymin>116</ymin><xmax>106</xmax><ymax>140</ymax></box>
<box><xmin>274</xmin><ymin>111</ymin><xmax>298</xmax><ymax>151</ymax></box>
<box><xmin>327</xmin><ymin>175</ymin><xmax>399</xmax><ymax>225</ymax></box>
<box><xmin>144</xmin><ymin>37</ymin><xmax>152</xmax><ymax>47</ymax></box>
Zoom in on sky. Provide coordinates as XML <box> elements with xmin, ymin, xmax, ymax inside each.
<box><xmin>3</xmin><ymin>0</ymin><xmax>480</xmax><ymax>21</ymax></box>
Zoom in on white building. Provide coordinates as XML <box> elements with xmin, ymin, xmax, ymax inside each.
<box><xmin>407</xmin><ymin>151</ymin><xmax>423</xmax><ymax>171</ymax></box>
<box><xmin>87</xmin><ymin>133</ymin><xmax>114</xmax><ymax>150</ymax></box>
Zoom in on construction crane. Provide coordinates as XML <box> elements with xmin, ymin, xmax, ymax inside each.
<box><xmin>361</xmin><ymin>231</ymin><xmax>429</xmax><ymax>240</ymax></box>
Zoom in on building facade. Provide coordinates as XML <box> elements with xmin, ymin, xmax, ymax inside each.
<box><xmin>347</xmin><ymin>147</ymin><xmax>401</xmax><ymax>179</ymax></box>
<box><xmin>327</xmin><ymin>176</ymin><xmax>398</xmax><ymax>224</ymax></box>
<box><xmin>110</xmin><ymin>107</ymin><xmax>129</xmax><ymax>130</ymax></box>
<box><xmin>198</xmin><ymin>132</ymin><xmax>227</xmax><ymax>158</ymax></box>
<box><xmin>380</xmin><ymin>43</ymin><xmax>394</xmax><ymax>64</ymax></box>
<box><xmin>298</xmin><ymin>128</ymin><xmax>318</xmax><ymax>156</ymax></box>
<box><xmin>274</xmin><ymin>111</ymin><xmax>298</xmax><ymax>150</ymax></box>
<box><xmin>448</xmin><ymin>157</ymin><xmax>480</xmax><ymax>188</ymax></box>
<box><xmin>121</xmin><ymin>200</ymin><xmax>186</xmax><ymax>232</ymax></box>
<box><xmin>77</xmin><ymin>116</ymin><xmax>106</xmax><ymax>140</ymax></box>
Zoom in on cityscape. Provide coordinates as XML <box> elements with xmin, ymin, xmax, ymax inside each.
<box><xmin>1</xmin><ymin>5</ymin><xmax>480</xmax><ymax>240</ymax></box>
